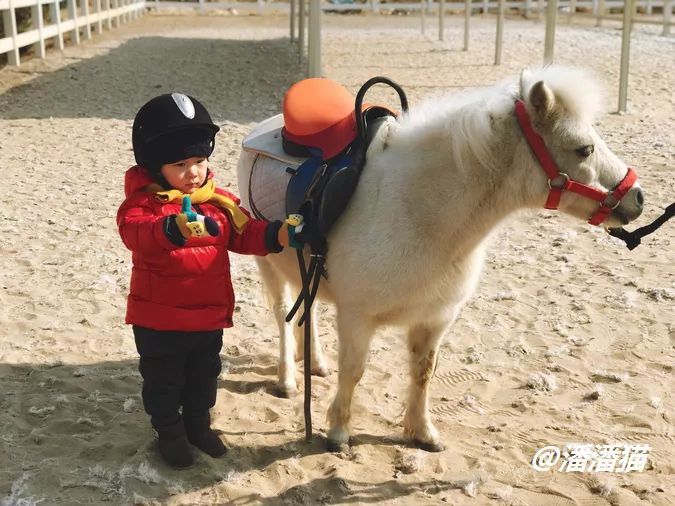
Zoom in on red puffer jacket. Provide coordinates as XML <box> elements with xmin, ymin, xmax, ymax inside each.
<box><xmin>117</xmin><ymin>166</ymin><xmax>275</xmax><ymax>332</ymax></box>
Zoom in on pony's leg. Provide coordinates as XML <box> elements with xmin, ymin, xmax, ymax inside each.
<box><xmin>293</xmin><ymin>304</ymin><xmax>329</xmax><ymax>377</ymax></box>
<box><xmin>403</xmin><ymin>322</ymin><xmax>447</xmax><ymax>452</ymax></box>
<box><xmin>256</xmin><ymin>258</ymin><xmax>297</xmax><ymax>398</ymax></box>
<box><xmin>326</xmin><ymin>311</ymin><xmax>375</xmax><ymax>452</ymax></box>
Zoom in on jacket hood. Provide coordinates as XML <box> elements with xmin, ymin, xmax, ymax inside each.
<box><xmin>124</xmin><ymin>166</ymin><xmax>155</xmax><ymax>197</ymax></box>
<box><xmin>124</xmin><ymin>165</ymin><xmax>215</xmax><ymax>197</ymax></box>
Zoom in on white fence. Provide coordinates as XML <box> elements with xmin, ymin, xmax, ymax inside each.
<box><xmin>0</xmin><ymin>0</ymin><xmax>145</xmax><ymax>66</ymax></box>
<box><xmin>149</xmin><ymin>0</ymin><xmax>673</xmax><ymax>36</ymax></box>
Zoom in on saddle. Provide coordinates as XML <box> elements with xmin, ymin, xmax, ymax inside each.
<box><xmin>285</xmin><ymin>79</ymin><xmax>400</xmax><ymax>239</ymax></box>
<box><xmin>282</xmin><ymin>77</ymin><xmax>388</xmax><ymax>160</ymax></box>
<box><xmin>244</xmin><ymin>76</ymin><xmax>408</xmax><ymax>244</ymax></box>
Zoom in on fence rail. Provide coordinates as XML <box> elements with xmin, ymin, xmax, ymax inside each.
<box><xmin>150</xmin><ymin>0</ymin><xmax>673</xmax><ymax>18</ymax></box>
<box><xmin>1</xmin><ymin>0</ymin><xmax>145</xmax><ymax>65</ymax></box>
<box><xmin>149</xmin><ymin>0</ymin><xmax>673</xmax><ymax>33</ymax></box>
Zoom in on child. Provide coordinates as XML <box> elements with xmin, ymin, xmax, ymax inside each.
<box><xmin>117</xmin><ymin>93</ymin><xmax>292</xmax><ymax>469</ymax></box>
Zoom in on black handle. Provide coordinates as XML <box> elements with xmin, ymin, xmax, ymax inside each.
<box><xmin>354</xmin><ymin>76</ymin><xmax>408</xmax><ymax>141</ymax></box>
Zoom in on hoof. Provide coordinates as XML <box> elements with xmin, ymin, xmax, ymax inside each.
<box><xmin>326</xmin><ymin>438</ymin><xmax>350</xmax><ymax>453</ymax></box>
<box><xmin>275</xmin><ymin>383</ymin><xmax>297</xmax><ymax>399</ymax></box>
<box><xmin>311</xmin><ymin>365</ymin><xmax>330</xmax><ymax>377</ymax></box>
<box><xmin>413</xmin><ymin>439</ymin><xmax>446</xmax><ymax>452</ymax></box>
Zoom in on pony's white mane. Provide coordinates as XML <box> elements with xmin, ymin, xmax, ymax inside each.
<box><xmin>396</xmin><ymin>78</ymin><xmax>517</xmax><ymax>173</ymax></box>
<box><xmin>393</xmin><ymin>66</ymin><xmax>604</xmax><ymax>174</ymax></box>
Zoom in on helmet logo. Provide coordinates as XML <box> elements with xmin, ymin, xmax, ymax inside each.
<box><xmin>171</xmin><ymin>93</ymin><xmax>195</xmax><ymax>119</ymax></box>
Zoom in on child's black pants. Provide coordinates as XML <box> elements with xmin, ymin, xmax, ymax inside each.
<box><xmin>133</xmin><ymin>326</ymin><xmax>223</xmax><ymax>429</ymax></box>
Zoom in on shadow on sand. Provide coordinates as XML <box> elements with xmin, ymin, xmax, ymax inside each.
<box><xmin>0</xmin><ymin>36</ymin><xmax>304</xmax><ymax>123</ymax></box>
<box><xmin>0</xmin><ymin>359</ymin><xmax>461</xmax><ymax>504</ymax></box>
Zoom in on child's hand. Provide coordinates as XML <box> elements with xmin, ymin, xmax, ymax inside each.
<box><xmin>175</xmin><ymin>213</ymin><xmax>220</xmax><ymax>239</ymax></box>
<box><xmin>165</xmin><ymin>196</ymin><xmax>220</xmax><ymax>245</ymax></box>
<box><xmin>278</xmin><ymin>214</ymin><xmax>304</xmax><ymax>249</ymax></box>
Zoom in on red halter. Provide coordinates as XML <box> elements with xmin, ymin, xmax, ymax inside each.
<box><xmin>514</xmin><ymin>100</ymin><xmax>638</xmax><ymax>226</ymax></box>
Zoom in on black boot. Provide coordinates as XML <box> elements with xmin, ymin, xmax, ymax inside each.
<box><xmin>184</xmin><ymin>413</ymin><xmax>227</xmax><ymax>458</ymax></box>
<box><xmin>155</xmin><ymin>419</ymin><xmax>194</xmax><ymax>469</ymax></box>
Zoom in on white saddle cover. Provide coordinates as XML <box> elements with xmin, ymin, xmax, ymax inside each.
<box><xmin>241</xmin><ymin>115</ymin><xmax>300</xmax><ymax>221</ymax></box>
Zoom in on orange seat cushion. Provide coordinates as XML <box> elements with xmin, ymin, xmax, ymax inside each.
<box><xmin>282</xmin><ymin>78</ymin><xmax>358</xmax><ymax>160</ymax></box>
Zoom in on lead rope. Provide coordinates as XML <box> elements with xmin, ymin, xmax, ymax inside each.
<box><xmin>608</xmin><ymin>202</ymin><xmax>674</xmax><ymax>250</ymax></box>
<box><xmin>295</xmin><ymin>248</ymin><xmax>314</xmax><ymax>441</ymax></box>
<box><xmin>286</xmin><ymin>232</ymin><xmax>326</xmax><ymax>442</ymax></box>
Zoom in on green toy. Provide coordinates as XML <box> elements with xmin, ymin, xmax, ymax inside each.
<box><xmin>180</xmin><ymin>195</ymin><xmax>208</xmax><ymax>237</ymax></box>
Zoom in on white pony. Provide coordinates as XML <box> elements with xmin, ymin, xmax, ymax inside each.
<box><xmin>236</xmin><ymin>66</ymin><xmax>644</xmax><ymax>452</ymax></box>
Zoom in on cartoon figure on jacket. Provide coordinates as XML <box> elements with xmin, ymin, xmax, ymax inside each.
<box><xmin>117</xmin><ymin>93</ymin><xmax>296</xmax><ymax>469</ymax></box>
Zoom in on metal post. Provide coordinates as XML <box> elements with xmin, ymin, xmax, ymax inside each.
<box><xmin>50</xmin><ymin>0</ymin><xmax>65</xmax><ymax>49</ymax></box>
<box><xmin>568</xmin><ymin>0</ymin><xmax>576</xmax><ymax>24</ymax></box>
<box><xmin>596</xmin><ymin>0</ymin><xmax>605</xmax><ymax>26</ymax></box>
<box><xmin>83</xmin><ymin>0</ymin><xmax>92</xmax><ymax>39</ymax></box>
<box><xmin>308</xmin><ymin>0</ymin><xmax>321</xmax><ymax>77</ymax></box>
<box><xmin>31</xmin><ymin>3</ymin><xmax>47</xmax><ymax>58</ymax></box>
<box><xmin>664</xmin><ymin>0</ymin><xmax>672</xmax><ymax>36</ymax></box>
<box><xmin>2</xmin><ymin>0</ymin><xmax>20</xmax><ymax>65</ymax></box>
<box><xmin>290</xmin><ymin>0</ymin><xmax>296</xmax><ymax>42</ymax></box>
<box><xmin>439</xmin><ymin>0</ymin><xmax>445</xmax><ymax>41</ymax></box>
<box><xmin>95</xmin><ymin>0</ymin><xmax>102</xmax><ymax>33</ymax></box>
<box><xmin>106</xmin><ymin>0</ymin><xmax>112</xmax><ymax>29</ymax></box>
<box><xmin>618</xmin><ymin>0</ymin><xmax>635</xmax><ymax>112</ymax></box>
<box><xmin>420</xmin><ymin>0</ymin><xmax>426</xmax><ymax>35</ymax></box>
<box><xmin>544</xmin><ymin>0</ymin><xmax>557</xmax><ymax>64</ymax></box>
<box><xmin>495</xmin><ymin>0</ymin><xmax>504</xmax><ymax>65</ymax></box>
<box><xmin>67</xmin><ymin>0</ymin><xmax>81</xmax><ymax>44</ymax></box>
<box><xmin>464</xmin><ymin>0</ymin><xmax>470</xmax><ymax>50</ymax></box>
<box><xmin>298</xmin><ymin>0</ymin><xmax>305</xmax><ymax>63</ymax></box>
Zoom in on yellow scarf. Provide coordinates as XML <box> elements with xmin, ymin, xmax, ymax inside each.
<box><xmin>149</xmin><ymin>179</ymin><xmax>249</xmax><ymax>234</ymax></box>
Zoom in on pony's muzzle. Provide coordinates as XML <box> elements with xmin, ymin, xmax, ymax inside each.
<box><xmin>633</xmin><ymin>187</ymin><xmax>645</xmax><ymax>208</ymax></box>
<box><xmin>614</xmin><ymin>186</ymin><xmax>644</xmax><ymax>224</ymax></box>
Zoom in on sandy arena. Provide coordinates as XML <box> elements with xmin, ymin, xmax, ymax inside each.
<box><xmin>0</xmin><ymin>10</ymin><xmax>673</xmax><ymax>505</ymax></box>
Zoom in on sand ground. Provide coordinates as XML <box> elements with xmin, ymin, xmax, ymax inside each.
<box><xmin>0</xmin><ymin>9</ymin><xmax>673</xmax><ymax>506</ymax></box>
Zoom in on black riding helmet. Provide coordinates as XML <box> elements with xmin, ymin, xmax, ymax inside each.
<box><xmin>132</xmin><ymin>93</ymin><xmax>220</xmax><ymax>171</ymax></box>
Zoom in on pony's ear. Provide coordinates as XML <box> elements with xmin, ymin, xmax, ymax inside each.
<box><xmin>529</xmin><ymin>80</ymin><xmax>556</xmax><ymax>118</ymax></box>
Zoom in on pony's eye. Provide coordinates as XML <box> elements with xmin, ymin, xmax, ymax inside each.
<box><xmin>575</xmin><ymin>145</ymin><xmax>594</xmax><ymax>158</ymax></box>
